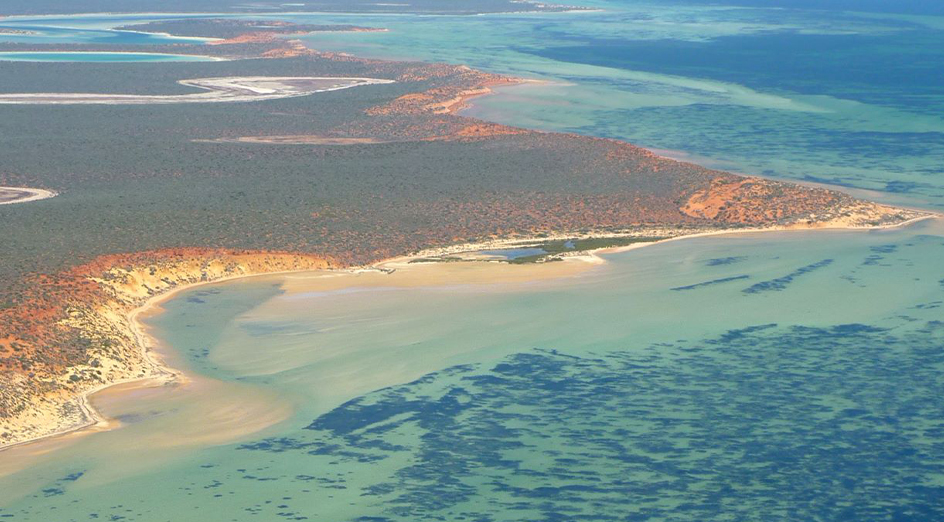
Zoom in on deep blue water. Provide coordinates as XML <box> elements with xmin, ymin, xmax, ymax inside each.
<box><xmin>682</xmin><ymin>0</ymin><xmax>944</xmax><ymax>15</ymax></box>
<box><xmin>275</xmin><ymin>321</ymin><xmax>944</xmax><ymax>519</ymax></box>
<box><xmin>530</xmin><ymin>31</ymin><xmax>944</xmax><ymax>111</ymax></box>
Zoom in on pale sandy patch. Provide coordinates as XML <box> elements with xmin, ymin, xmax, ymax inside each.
<box><xmin>0</xmin><ymin>186</ymin><xmax>57</xmax><ymax>205</ymax></box>
<box><xmin>0</xmin><ymin>76</ymin><xmax>394</xmax><ymax>105</ymax></box>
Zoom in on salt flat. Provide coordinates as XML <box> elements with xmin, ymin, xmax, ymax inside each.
<box><xmin>0</xmin><ymin>76</ymin><xmax>394</xmax><ymax>104</ymax></box>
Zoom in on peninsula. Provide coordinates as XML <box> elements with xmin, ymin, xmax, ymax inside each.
<box><xmin>0</xmin><ymin>17</ymin><xmax>928</xmax><ymax>449</ymax></box>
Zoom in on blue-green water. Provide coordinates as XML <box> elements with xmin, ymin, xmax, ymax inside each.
<box><xmin>2</xmin><ymin>2</ymin><xmax>944</xmax><ymax>520</ymax></box>
<box><xmin>0</xmin><ymin>51</ymin><xmax>218</xmax><ymax>62</ymax></box>
<box><xmin>0</xmin><ymin>14</ymin><xmax>218</xmax><ymax>45</ymax></box>
<box><xmin>3</xmin><ymin>223</ymin><xmax>944</xmax><ymax>520</ymax></box>
<box><xmin>295</xmin><ymin>4</ymin><xmax>944</xmax><ymax>210</ymax></box>
<box><xmin>5</xmin><ymin>2</ymin><xmax>941</xmax><ymax>207</ymax></box>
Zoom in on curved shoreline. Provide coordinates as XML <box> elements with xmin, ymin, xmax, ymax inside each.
<box><xmin>2</xmin><ymin>213</ymin><xmax>937</xmax><ymax>454</ymax></box>
<box><xmin>0</xmin><ymin>266</ymin><xmax>325</xmax><ymax>455</ymax></box>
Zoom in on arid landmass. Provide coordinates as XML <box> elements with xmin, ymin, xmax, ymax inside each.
<box><xmin>0</xmin><ymin>250</ymin><xmax>331</xmax><ymax>448</ymax></box>
<box><xmin>0</xmin><ymin>19</ymin><xmax>930</xmax><ymax>449</ymax></box>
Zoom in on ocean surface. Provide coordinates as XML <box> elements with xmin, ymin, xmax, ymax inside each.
<box><xmin>0</xmin><ymin>14</ymin><xmax>216</xmax><ymax>45</ymax></box>
<box><xmin>2</xmin><ymin>1</ymin><xmax>944</xmax><ymax>520</ymax></box>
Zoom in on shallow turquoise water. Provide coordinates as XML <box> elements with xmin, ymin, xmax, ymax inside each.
<box><xmin>3</xmin><ymin>221</ymin><xmax>943</xmax><ymax>520</ymax></box>
<box><xmin>2</xmin><ymin>2</ymin><xmax>944</xmax><ymax>520</ymax></box>
<box><xmin>0</xmin><ymin>51</ymin><xmax>218</xmax><ymax>62</ymax></box>
<box><xmin>0</xmin><ymin>14</ymin><xmax>218</xmax><ymax>45</ymax></box>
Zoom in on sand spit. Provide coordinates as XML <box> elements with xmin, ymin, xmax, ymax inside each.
<box><xmin>0</xmin><ymin>76</ymin><xmax>395</xmax><ymax>105</ymax></box>
<box><xmin>0</xmin><ymin>186</ymin><xmax>57</xmax><ymax>205</ymax></box>
<box><xmin>1</xmin><ymin>208</ymin><xmax>936</xmax><ymax>455</ymax></box>
<box><xmin>392</xmin><ymin>210</ymin><xmax>936</xmax><ymax>266</ymax></box>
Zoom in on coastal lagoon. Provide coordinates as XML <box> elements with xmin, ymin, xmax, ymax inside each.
<box><xmin>2</xmin><ymin>0</ymin><xmax>944</xmax><ymax>520</ymax></box>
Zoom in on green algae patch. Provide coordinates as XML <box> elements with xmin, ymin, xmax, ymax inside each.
<box><xmin>506</xmin><ymin>236</ymin><xmax>670</xmax><ymax>264</ymax></box>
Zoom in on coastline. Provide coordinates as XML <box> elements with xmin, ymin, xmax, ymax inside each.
<box><xmin>0</xmin><ymin>265</ymin><xmax>327</xmax><ymax>455</ymax></box>
<box><xmin>435</xmin><ymin>77</ymin><xmax>548</xmax><ymax>115</ymax></box>
<box><xmin>389</xmin><ymin>212</ymin><xmax>938</xmax><ymax>266</ymax></box>
<box><xmin>0</xmin><ymin>14</ymin><xmax>938</xmax><ymax>456</ymax></box>
<box><xmin>3</xmin><ymin>211</ymin><xmax>937</xmax><ymax>454</ymax></box>
<box><xmin>591</xmin><ymin>213</ymin><xmax>940</xmax><ymax>256</ymax></box>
